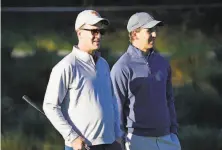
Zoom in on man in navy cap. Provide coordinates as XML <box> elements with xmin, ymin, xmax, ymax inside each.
<box><xmin>111</xmin><ymin>12</ymin><xmax>181</xmax><ymax>150</ymax></box>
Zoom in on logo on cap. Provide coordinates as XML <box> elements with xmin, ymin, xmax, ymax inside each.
<box><xmin>91</xmin><ymin>10</ymin><xmax>99</xmax><ymax>17</ymax></box>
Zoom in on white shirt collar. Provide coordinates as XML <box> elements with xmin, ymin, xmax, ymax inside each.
<box><xmin>72</xmin><ymin>46</ymin><xmax>94</xmax><ymax>64</ymax></box>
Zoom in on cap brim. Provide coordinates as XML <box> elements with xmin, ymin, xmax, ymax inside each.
<box><xmin>142</xmin><ymin>20</ymin><xmax>164</xmax><ymax>28</ymax></box>
<box><xmin>87</xmin><ymin>18</ymin><xmax>110</xmax><ymax>26</ymax></box>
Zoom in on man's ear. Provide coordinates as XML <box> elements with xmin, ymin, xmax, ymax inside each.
<box><xmin>76</xmin><ymin>30</ymin><xmax>81</xmax><ymax>39</ymax></box>
<box><xmin>131</xmin><ymin>31</ymin><xmax>138</xmax><ymax>41</ymax></box>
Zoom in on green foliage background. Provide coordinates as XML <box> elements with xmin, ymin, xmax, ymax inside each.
<box><xmin>1</xmin><ymin>8</ymin><xmax>222</xmax><ymax>150</ymax></box>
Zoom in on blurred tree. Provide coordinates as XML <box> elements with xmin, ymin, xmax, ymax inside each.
<box><xmin>156</xmin><ymin>27</ymin><xmax>222</xmax><ymax>93</ymax></box>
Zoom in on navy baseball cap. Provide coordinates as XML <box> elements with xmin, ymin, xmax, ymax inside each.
<box><xmin>127</xmin><ymin>12</ymin><xmax>163</xmax><ymax>32</ymax></box>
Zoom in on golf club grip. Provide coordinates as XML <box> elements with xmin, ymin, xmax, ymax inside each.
<box><xmin>22</xmin><ymin>95</ymin><xmax>45</xmax><ymax>116</ymax></box>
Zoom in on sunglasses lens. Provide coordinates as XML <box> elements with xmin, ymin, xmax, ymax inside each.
<box><xmin>91</xmin><ymin>29</ymin><xmax>106</xmax><ymax>35</ymax></box>
<box><xmin>90</xmin><ymin>30</ymin><xmax>96</xmax><ymax>35</ymax></box>
<box><xmin>82</xmin><ymin>28</ymin><xmax>106</xmax><ymax>35</ymax></box>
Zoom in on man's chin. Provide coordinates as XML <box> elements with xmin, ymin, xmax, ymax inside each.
<box><xmin>147</xmin><ymin>45</ymin><xmax>154</xmax><ymax>49</ymax></box>
<box><xmin>93</xmin><ymin>45</ymin><xmax>100</xmax><ymax>50</ymax></box>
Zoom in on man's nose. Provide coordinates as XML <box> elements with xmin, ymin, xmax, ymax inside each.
<box><xmin>95</xmin><ymin>32</ymin><xmax>101</xmax><ymax>39</ymax></box>
<box><xmin>151</xmin><ymin>31</ymin><xmax>156</xmax><ymax>38</ymax></box>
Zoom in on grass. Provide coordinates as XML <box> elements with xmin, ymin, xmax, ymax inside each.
<box><xmin>179</xmin><ymin>125</ymin><xmax>222</xmax><ymax>150</ymax></box>
<box><xmin>2</xmin><ymin>126</ymin><xmax>222</xmax><ymax>150</ymax></box>
<box><xmin>1</xmin><ymin>130</ymin><xmax>64</xmax><ymax>150</ymax></box>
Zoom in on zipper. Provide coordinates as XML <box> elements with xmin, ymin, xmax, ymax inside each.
<box><xmin>143</xmin><ymin>50</ymin><xmax>153</xmax><ymax>74</ymax></box>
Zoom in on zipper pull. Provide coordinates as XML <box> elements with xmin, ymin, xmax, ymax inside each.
<box><xmin>146</xmin><ymin>62</ymin><xmax>151</xmax><ymax>74</ymax></box>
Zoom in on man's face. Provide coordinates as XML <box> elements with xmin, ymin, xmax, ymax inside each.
<box><xmin>136</xmin><ymin>27</ymin><xmax>157</xmax><ymax>49</ymax></box>
<box><xmin>78</xmin><ymin>23</ymin><xmax>106</xmax><ymax>51</ymax></box>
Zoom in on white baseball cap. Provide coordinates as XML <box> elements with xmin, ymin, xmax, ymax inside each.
<box><xmin>75</xmin><ymin>10</ymin><xmax>110</xmax><ymax>30</ymax></box>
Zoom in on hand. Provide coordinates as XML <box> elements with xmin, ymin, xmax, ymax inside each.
<box><xmin>116</xmin><ymin>137</ymin><xmax>122</xmax><ymax>144</ymax></box>
<box><xmin>72</xmin><ymin>136</ymin><xmax>87</xmax><ymax>150</ymax></box>
<box><xmin>116</xmin><ymin>137</ymin><xmax>125</xmax><ymax>150</ymax></box>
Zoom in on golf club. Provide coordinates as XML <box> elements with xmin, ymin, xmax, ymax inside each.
<box><xmin>22</xmin><ymin>95</ymin><xmax>90</xmax><ymax>150</ymax></box>
<box><xmin>22</xmin><ymin>95</ymin><xmax>45</xmax><ymax>116</ymax></box>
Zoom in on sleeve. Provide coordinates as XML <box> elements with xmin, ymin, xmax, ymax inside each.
<box><xmin>166</xmin><ymin>66</ymin><xmax>179</xmax><ymax>134</ymax></box>
<box><xmin>110</xmin><ymin>64</ymin><xmax>128</xmax><ymax>137</ymax></box>
<box><xmin>43</xmin><ymin>64</ymin><xmax>79</xmax><ymax>144</ymax></box>
<box><xmin>111</xmin><ymin>79</ymin><xmax>124</xmax><ymax>139</ymax></box>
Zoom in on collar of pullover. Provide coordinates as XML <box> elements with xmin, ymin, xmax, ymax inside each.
<box><xmin>72</xmin><ymin>46</ymin><xmax>101</xmax><ymax>64</ymax></box>
<box><xmin>127</xmin><ymin>44</ymin><xmax>154</xmax><ymax>58</ymax></box>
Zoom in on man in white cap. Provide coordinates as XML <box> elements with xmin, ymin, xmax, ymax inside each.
<box><xmin>43</xmin><ymin>10</ymin><xmax>123</xmax><ymax>150</ymax></box>
<box><xmin>111</xmin><ymin>12</ymin><xmax>181</xmax><ymax>150</ymax></box>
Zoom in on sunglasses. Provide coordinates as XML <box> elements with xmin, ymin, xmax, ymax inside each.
<box><xmin>81</xmin><ymin>28</ymin><xmax>106</xmax><ymax>35</ymax></box>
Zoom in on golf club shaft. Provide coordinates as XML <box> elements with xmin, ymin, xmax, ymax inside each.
<box><xmin>22</xmin><ymin>95</ymin><xmax>91</xmax><ymax>150</ymax></box>
<box><xmin>22</xmin><ymin>95</ymin><xmax>45</xmax><ymax>116</ymax></box>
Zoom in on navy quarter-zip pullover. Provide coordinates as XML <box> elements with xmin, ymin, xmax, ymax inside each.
<box><xmin>111</xmin><ymin>44</ymin><xmax>178</xmax><ymax>137</ymax></box>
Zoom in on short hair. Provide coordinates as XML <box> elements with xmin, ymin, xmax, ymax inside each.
<box><xmin>129</xmin><ymin>28</ymin><xmax>141</xmax><ymax>43</ymax></box>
